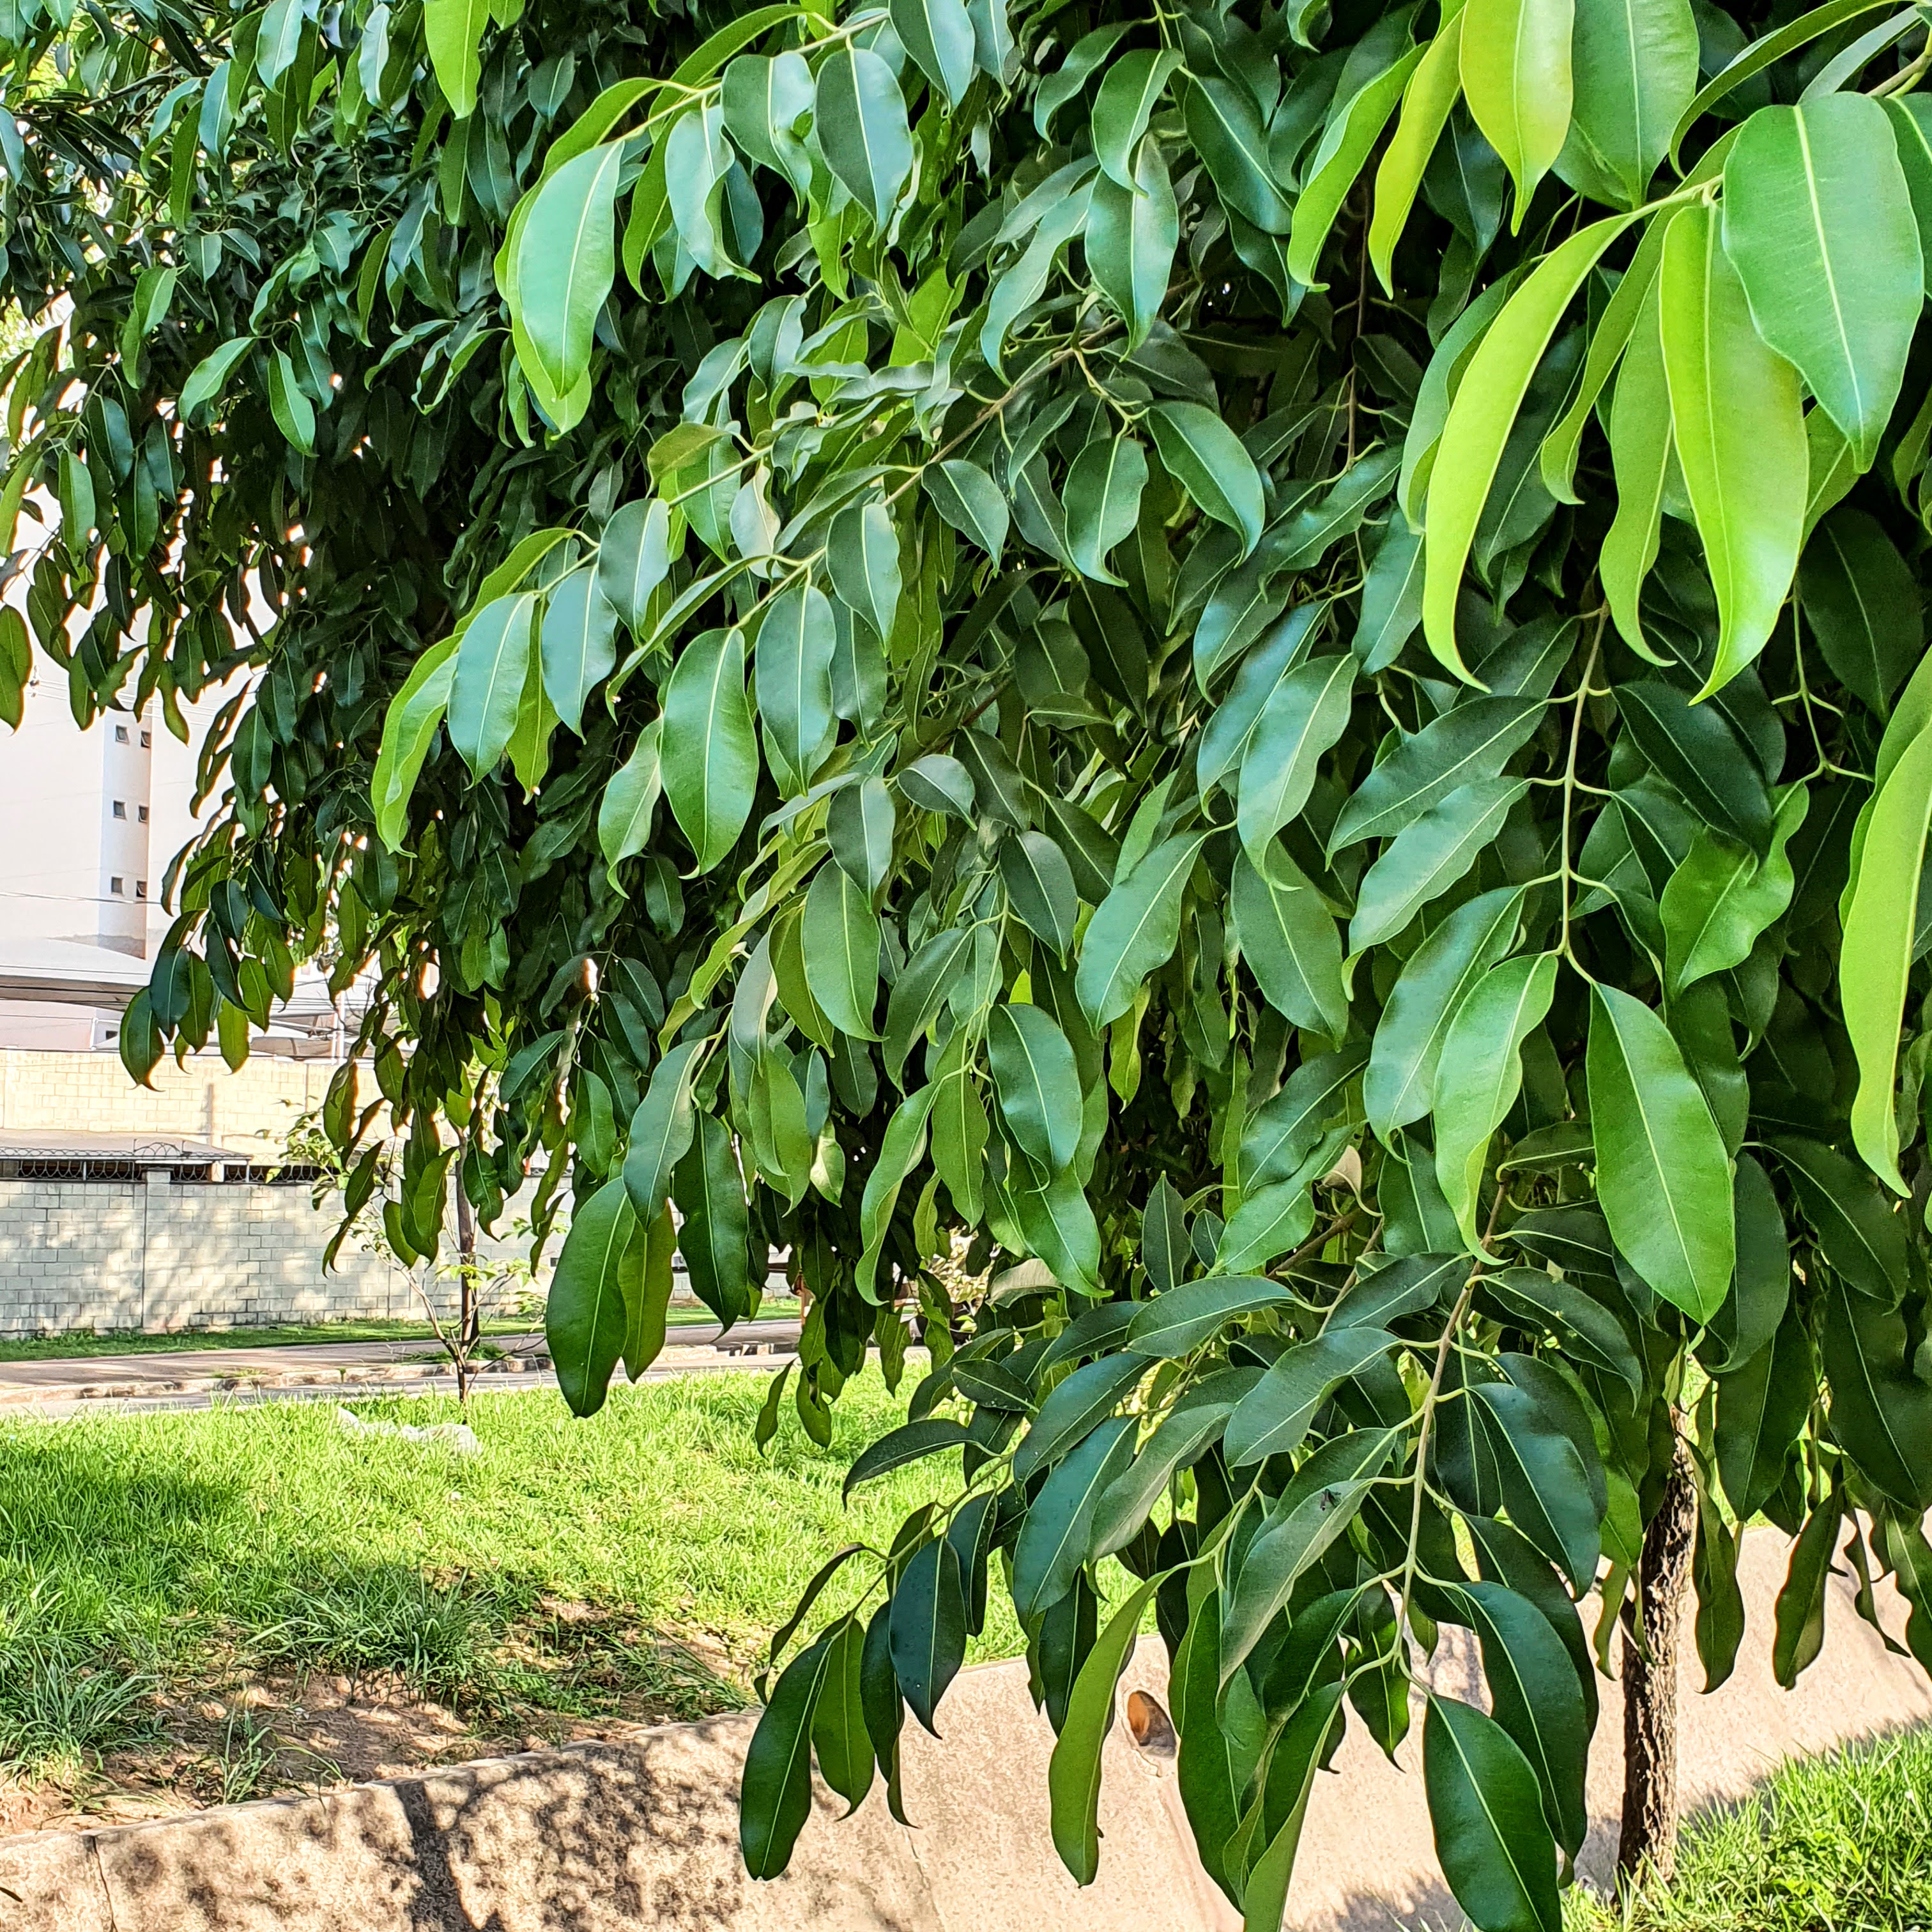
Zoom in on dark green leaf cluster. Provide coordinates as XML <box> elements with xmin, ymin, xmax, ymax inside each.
<box><xmin>6</xmin><ymin>0</ymin><xmax>1932</xmax><ymax>1922</ymax></box>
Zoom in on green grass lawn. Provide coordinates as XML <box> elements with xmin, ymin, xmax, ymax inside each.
<box><xmin>0</xmin><ymin>1369</ymin><xmax>1016</xmax><ymax>1790</ymax></box>
<box><xmin>0</xmin><ymin>1305</ymin><xmax>783</xmax><ymax>1363</ymax></box>
<box><xmin>1567</xmin><ymin>1728</ymin><xmax>1932</xmax><ymax>1932</ymax></box>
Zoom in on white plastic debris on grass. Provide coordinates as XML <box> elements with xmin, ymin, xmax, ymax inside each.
<box><xmin>334</xmin><ymin>1405</ymin><xmax>480</xmax><ymax>1455</ymax></box>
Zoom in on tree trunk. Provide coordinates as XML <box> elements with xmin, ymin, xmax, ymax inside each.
<box><xmin>1617</xmin><ymin>1429</ymin><xmax>1698</xmax><ymax>1889</ymax></box>
<box><xmin>454</xmin><ymin>1171</ymin><xmax>476</xmax><ymax>1409</ymax></box>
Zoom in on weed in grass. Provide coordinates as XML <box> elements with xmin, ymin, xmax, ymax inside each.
<box><xmin>1565</xmin><ymin>1727</ymin><xmax>1932</xmax><ymax>1932</ymax></box>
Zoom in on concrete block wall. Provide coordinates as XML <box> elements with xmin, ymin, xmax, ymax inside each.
<box><xmin>0</xmin><ymin>1048</ymin><xmax>335</xmax><ymax>1153</ymax></box>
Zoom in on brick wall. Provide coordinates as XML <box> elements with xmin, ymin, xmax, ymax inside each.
<box><xmin>0</xmin><ymin>1172</ymin><xmax>546</xmax><ymax>1337</ymax></box>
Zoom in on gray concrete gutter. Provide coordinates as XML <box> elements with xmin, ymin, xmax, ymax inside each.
<box><xmin>3</xmin><ymin>1528</ymin><xmax>1927</xmax><ymax>1931</ymax></box>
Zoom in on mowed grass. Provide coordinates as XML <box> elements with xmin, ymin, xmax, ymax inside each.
<box><xmin>0</xmin><ymin>1370</ymin><xmax>1014</xmax><ymax>1780</ymax></box>
<box><xmin>1567</xmin><ymin>1727</ymin><xmax>1932</xmax><ymax>1932</ymax></box>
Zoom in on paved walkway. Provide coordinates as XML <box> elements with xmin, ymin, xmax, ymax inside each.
<box><xmin>0</xmin><ymin>1319</ymin><xmax>802</xmax><ymax>1418</ymax></box>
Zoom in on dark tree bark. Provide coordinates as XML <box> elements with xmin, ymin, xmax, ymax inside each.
<box><xmin>1617</xmin><ymin>1428</ymin><xmax>1698</xmax><ymax>1889</ymax></box>
<box><xmin>454</xmin><ymin>1165</ymin><xmax>477</xmax><ymax>1409</ymax></box>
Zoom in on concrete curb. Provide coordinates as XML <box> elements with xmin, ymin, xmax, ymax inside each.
<box><xmin>1</xmin><ymin>1528</ymin><xmax>1926</xmax><ymax>1931</ymax></box>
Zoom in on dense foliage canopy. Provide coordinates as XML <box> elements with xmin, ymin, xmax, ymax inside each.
<box><xmin>6</xmin><ymin>0</ymin><xmax>1932</xmax><ymax>1921</ymax></box>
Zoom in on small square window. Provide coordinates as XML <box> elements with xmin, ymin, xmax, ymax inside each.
<box><xmin>109</xmin><ymin>877</ymin><xmax>123</xmax><ymax>895</ymax></box>
<box><xmin>111</xmin><ymin>801</ymin><xmax>125</xmax><ymax>819</ymax></box>
<box><xmin>113</xmin><ymin>725</ymin><xmax>128</xmax><ymax>744</ymax></box>
<box><xmin>135</xmin><ymin>880</ymin><xmax>147</xmax><ymax>900</ymax></box>
<box><xmin>141</xmin><ymin>731</ymin><xmax>151</xmax><ymax>748</ymax></box>
<box><xmin>137</xmin><ymin>806</ymin><xmax>148</xmax><ymax>824</ymax></box>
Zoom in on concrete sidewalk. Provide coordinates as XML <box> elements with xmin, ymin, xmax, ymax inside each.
<box><xmin>0</xmin><ymin>1320</ymin><xmax>802</xmax><ymax>1417</ymax></box>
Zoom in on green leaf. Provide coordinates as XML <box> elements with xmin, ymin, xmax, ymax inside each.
<box><xmin>674</xmin><ymin>1112</ymin><xmax>753</xmax><ymax>1326</ymax></box>
<box><xmin>803</xmin><ymin>862</ymin><xmax>882</xmax><ymax>1041</ymax></box>
<box><xmin>423</xmin><ymin>0</ymin><xmax>489</xmax><ymax>118</ymax></box>
<box><xmin>1013</xmin><ymin>1164</ymin><xmax>1105</xmax><ymax>1295</ymax></box>
<box><xmin>1230</xmin><ymin>843</ymin><xmax>1349</xmax><ymax>1038</ymax></box>
<box><xmin>596</xmin><ymin>497</ymin><xmax>675</xmax><ymax>634</ymax></box>
<box><xmin>755</xmin><ymin>581</ymin><xmax>837</xmax><ymax>794</ymax></box>
<box><xmin>1370</xmin><ymin>16</ymin><xmax>1466</xmax><ymax>291</ymax></box>
<box><xmin>1722</xmin><ymin>95</ymin><xmax>1921</xmax><ymax>475</ymax></box>
<box><xmin>371</xmin><ymin>636</ymin><xmax>459</xmax><ymax>851</ymax></box>
<box><xmin>1147</xmin><ymin>402</ymin><xmax>1266</xmax><ymax>557</ymax></box>
<box><xmin>859</xmin><ymin>1087</ymin><xmax>937</xmax><ymax>1297</ymax></box>
<box><xmin>884</xmin><ymin>925</ymin><xmax>976</xmax><ymax>1085</ymax></box>
<box><xmin>829</xmin><ymin>777</ymin><xmax>894</xmax><ymax>901</ymax></box>
<box><xmin>1567</xmin><ymin>0</ymin><xmax>1698</xmax><ymax>209</ymax></box>
<box><xmin>1094</xmin><ymin>50</ymin><xmax>1182</xmax><ymax>187</ymax></box>
<box><xmin>1600</xmin><ymin>266</ymin><xmax>1676</xmax><ymax>660</ymax></box>
<box><xmin>1124</xmin><ymin>1276</ymin><xmax>1296</xmax><ymax>1358</ymax></box>
<box><xmin>1586</xmin><ymin>983</ymin><xmax>1734</xmax><ymax>1321</ymax></box>
<box><xmin>891</xmin><ymin>0</ymin><xmax>976</xmax><ymax>106</ymax></box>
<box><xmin>1048</xmin><ymin>1574</ymin><xmax>1163</xmax><ymax>1885</ymax></box>
<box><xmin>1183</xmin><ymin>73</ymin><xmax>1292</xmax><ymax>234</ymax></box>
<box><xmin>1615</xmin><ymin>679</ymin><xmax>1774</xmax><ymax>854</ymax></box>
<box><xmin>661</xmin><ymin>626</ymin><xmax>758</xmax><ymax>871</ymax></box>
<box><xmin>1424</xmin><ymin>1695</ymin><xmax>1561</xmax><ymax>1932</ymax></box>
<box><xmin>539</xmin><ymin>564</ymin><xmax>619</xmax><ymax>735</ymax></box>
<box><xmin>1444</xmin><ymin>1581</ymin><xmax>1590</xmax><ymax>1857</ymax></box>
<box><xmin>1659</xmin><ymin>200</ymin><xmax>1807</xmax><ymax>694</ymax></box>
<box><xmin>1423</xmin><ymin>213</ymin><xmax>1636</xmax><ymax>676</ymax></box>
<box><xmin>810</xmin><ymin>1616</ymin><xmax>874</xmax><ymax>1816</ymax></box>
<box><xmin>1216</xmin><ymin>1176</ymin><xmax>1321</xmax><ymax>1275</ymax></box>
<box><xmin>1219</xmin><ymin>1429</ymin><xmax>1399</xmax><ymax>1681</ymax></box>
<box><xmin>448</xmin><ymin>590</ymin><xmax>538</xmax><ymax>779</ymax></box>
<box><xmin>1076</xmin><ymin>832</ymin><xmax>1208</xmax><ymax>1030</ymax></box>
<box><xmin>597</xmin><ymin>720</ymin><xmax>663</xmax><ymax>889</ymax></box>
<box><xmin>1433</xmin><ymin>951</ymin><xmax>1558</xmax><ymax>1252</ymax></box>
<box><xmin>1236</xmin><ymin>655</ymin><xmax>1357</xmax><ymax>863</ymax></box>
<box><xmin>899</xmin><ymin>751</ymin><xmax>977</xmax><ymax>819</ymax></box>
<box><xmin>827</xmin><ymin>501</ymin><xmax>902</xmax><ymax>647</ymax></box>
<box><xmin>1820</xmin><ymin>1283</ymin><xmax>1932</xmax><ymax>1510</ymax></box>
<box><xmin>1365</xmin><ymin>886</ymin><xmax>1524</xmax><ymax>1137</ymax></box>
<box><xmin>622</xmin><ymin>1038</ymin><xmax>703</xmax><ymax>1220</ymax></box>
<box><xmin>1350</xmin><ymin>778</ymin><xmax>1528</xmax><ymax>952</ymax></box>
<box><xmin>1064</xmin><ymin>436</ymin><xmax>1147</xmax><ymax>585</ymax></box>
<box><xmin>178</xmin><ymin>337</ymin><xmax>255</xmax><ymax>424</ymax></box>
<box><xmin>1332</xmin><ymin>697</ymin><xmax>1545</xmax><ymax>852</ymax></box>
<box><xmin>266</xmin><ymin>349</ymin><xmax>314</xmax><ymax>456</ymax></box>
<box><xmin>1087</xmin><ymin>141</ymin><xmax>1180</xmax><ymax>351</ymax></box>
<box><xmin>1291</xmin><ymin>47</ymin><xmax>1425</xmax><ymax>287</ymax></box>
<box><xmin>924</xmin><ymin>460</ymin><xmax>1009</xmax><ymax>565</ymax></box>
<box><xmin>1660</xmin><ymin>786</ymin><xmax>1805</xmax><ymax>998</ymax></box>
<box><xmin>513</xmin><ymin>142</ymin><xmax>625</xmax><ymax>411</ymax></box>
<box><xmin>1798</xmin><ymin>507</ymin><xmax>1923</xmax><ymax>716</ymax></box>
<box><xmin>815</xmin><ymin>48</ymin><xmax>913</xmax><ymax>231</ymax></box>
<box><xmin>1767</xmin><ymin>1135</ymin><xmax>1907</xmax><ymax>1304</ymax></box>
<box><xmin>1716</xmin><ymin>1306</ymin><xmax>1814</xmax><ymax>1517</ymax></box>
<box><xmin>1223</xmin><ymin>1326</ymin><xmax>1398</xmax><ymax>1464</ymax></box>
<box><xmin>1014</xmin><ymin>1354</ymin><xmax>1146</xmax><ymax>1482</ymax></box>
<box><xmin>1842</xmin><ymin>710</ymin><xmax>1932</xmax><ymax>1190</ymax></box>
<box><xmin>546</xmin><ymin>1175</ymin><xmax>638</xmax><ymax>1418</ymax></box>
<box><xmin>989</xmin><ymin>1001</ymin><xmax>1082</xmax><ymax>1175</ymax></box>
<box><xmin>845</xmin><ymin>1417</ymin><xmax>974</xmax><ymax>1498</ymax></box>
<box><xmin>1460</xmin><ymin>0</ymin><xmax>1574</xmax><ymax>224</ymax></box>
<box><xmin>723</xmin><ymin>53</ymin><xmax>814</xmax><ymax>195</ymax></box>
<box><xmin>625</xmin><ymin>1204</ymin><xmax>676</xmax><ymax>1379</ymax></box>
<box><xmin>1012</xmin><ymin>1416</ymin><xmax>1137</xmax><ymax>1622</ymax></box>
<box><xmin>740</xmin><ymin>1636</ymin><xmax>834</xmax><ymax>1877</ymax></box>
<box><xmin>891</xmin><ymin>1536</ymin><xmax>968</xmax><ymax>1733</ymax></box>
<box><xmin>1002</xmin><ymin>831</ymin><xmax>1079</xmax><ymax>956</ymax></box>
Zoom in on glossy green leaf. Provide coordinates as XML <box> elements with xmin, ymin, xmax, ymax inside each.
<box><xmin>740</xmin><ymin>1636</ymin><xmax>833</xmax><ymax>1878</ymax></box>
<box><xmin>546</xmin><ymin>1174</ymin><xmax>637</xmax><ymax>1418</ymax></box>
<box><xmin>423</xmin><ymin>0</ymin><xmax>488</xmax><ymax>118</ymax></box>
<box><xmin>828</xmin><ymin>500</ymin><xmax>902</xmax><ymax>647</ymax></box>
<box><xmin>662</xmin><ymin>626</ymin><xmax>758</xmax><ymax>871</ymax></box>
<box><xmin>597</xmin><ymin>719</ymin><xmax>663</xmax><ymax>888</ymax></box>
<box><xmin>539</xmin><ymin>563</ymin><xmax>619</xmax><ymax>735</ymax></box>
<box><xmin>1586</xmin><ymin>983</ymin><xmax>1734</xmax><ymax>1321</ymax></box>
<box><xmin>513</xmin><ymin>142</ymin><xmax>625</xmax><ymax>412</ymax></box>
<box><xmin>1459</xmin><ymin>0</ymin><xmax>1573</xmax><ymax>223</ymax></box>
<box><xmin>1366</xmin><ymin>886</ymin><xmax>1524</xmax><ymax>1136</ymax></box>
<box><xmin>1076</xmin><ymin>832</ymin><xmax>1208</xmax><ymax>1031</ymax></box>
<box><xmin>1424</xmin><ymin>1694</ymin><xmax>1560</xmax><ymax>1932</ymax></box>
<box><xmin>1369</xmin><ymin>15</ymin><xmax>1465</xmax><ymax>292</ymax></box>
<box><xmin>989</xmin><ymin>1000</ymin><xmax>1082</xmax><ymax>1175</ymax></box>
<box><xmin>1235</xmin><ymin>655</ymin><xmax>1357</xmax><ymax>863</ymax></box>
<box><xmin>803</xmin><ymin>862</ymin><xmax>882</xmax><ymax>1040</ymax></box>
<box><xmin>924</xmin><ymin>460</ymin><xmax>1009</xmax><ymax>565</ymax></box>
<box><xmin>1223</xmin><ymin>1326</ymin><xmax>1398</xmax><ymax>1464</ymax></box>
<box><xmin>1659</xmin><ymin>200</ymin><xmax>1806</xmax><ymax>694</ymax></box>
<box><xmin>815</xmin><ymin>49</ymin><xmax>914</xmax><ymax>231</ymax></box>
<box><xmin>891</xmin><ymin>0</ymin><xmax>976</xmax><ymax>107</ymax></box>
<box><xmin>1087</xmin><ymin>140</ymin><xmax>1180</xmax><ymax>351</ymax></box>
<box><xmin>1064</xmin><ymin>436</ymin><xmax>1147</xmax><ymax>585</ymax></box>
<box><xmin>1722</xmin><ymin>95</ymin><xmax>1920</xmax><ymax>475</ymax></box>
<box><xmin>622</xmin><ymin>1038</ymin><xmax>703</xmax><ymax>1221</ymax></box>
<box><xmin>1423</xmin><ymin>213</ymin><xmax>1635</xmax><ymax>677</ymax></box>
<box><xmin>1230</xmin><ymin>843</ymin><xmax>1348</xmax><ymax>1038</ymax></box>
<box><xmin>1183</xmin><ymin>73</ymin><xmax>1292</xmax><ymax>234</ymax></box>
<box><xmin>371</xmin><ymin>637</ymin><xmax>458</xmax><ymax>851</ymax></box>
<box><xmin>1798</xmin><ymin>507</ymin><xmax>1922</xmax><ymax>716</ymax></box>
<box><xmin>1349</xmin><ymin>778</ymin><xmax>1527</xmax><ymax>953</ymax></box>
<box><xmin>1289</xmin><ymin>48</ymin><xmax>1423</xmax><ymax>287</ymax></box>
<box><xmin>1600</xmin><ymin>269</ymin><xmax>1675</xmax><ymax>661</ymax></box>
<box><xmin>755</xmin><ymin>581</ymin><xmax>837</xmax><ymax>794</ymax></box>
<box><xmin>1002</xmin><ymin>830</ymin><xmax>1079</xmax><ymax>956</ymax></box>
<box><xmin>1147</xmin><ymin>403</ymin><xmax>1266</xmax><ymax>557</ymax></box>
<box><xmin>1820</xmin><ymin>1282</ymin><xmax>1932</xmax><ymax>1510</ymax></box>
<box><xmin>448</xmin><ymin>590</ymin><xmax>538</xmax><ymax>779</ymax></box>
<box><xmin>597</xmin><ymin>497</ymin><xmax>675</xmax><ymax>633</ymax></box>
<box><xmin>1567</xmin><ymin>0</ymin><xmax>1698</xmax><ymax>210</ymax></box>
<box><xmin>1094</xmin><ymin>51</ymin><xmax>1182</xmax><ymax>187</ymax></box>
<box><xmin>1433</xmin><ymin>951</ymin><xmax>1557</xmax><ymax>1252</ymax></box>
